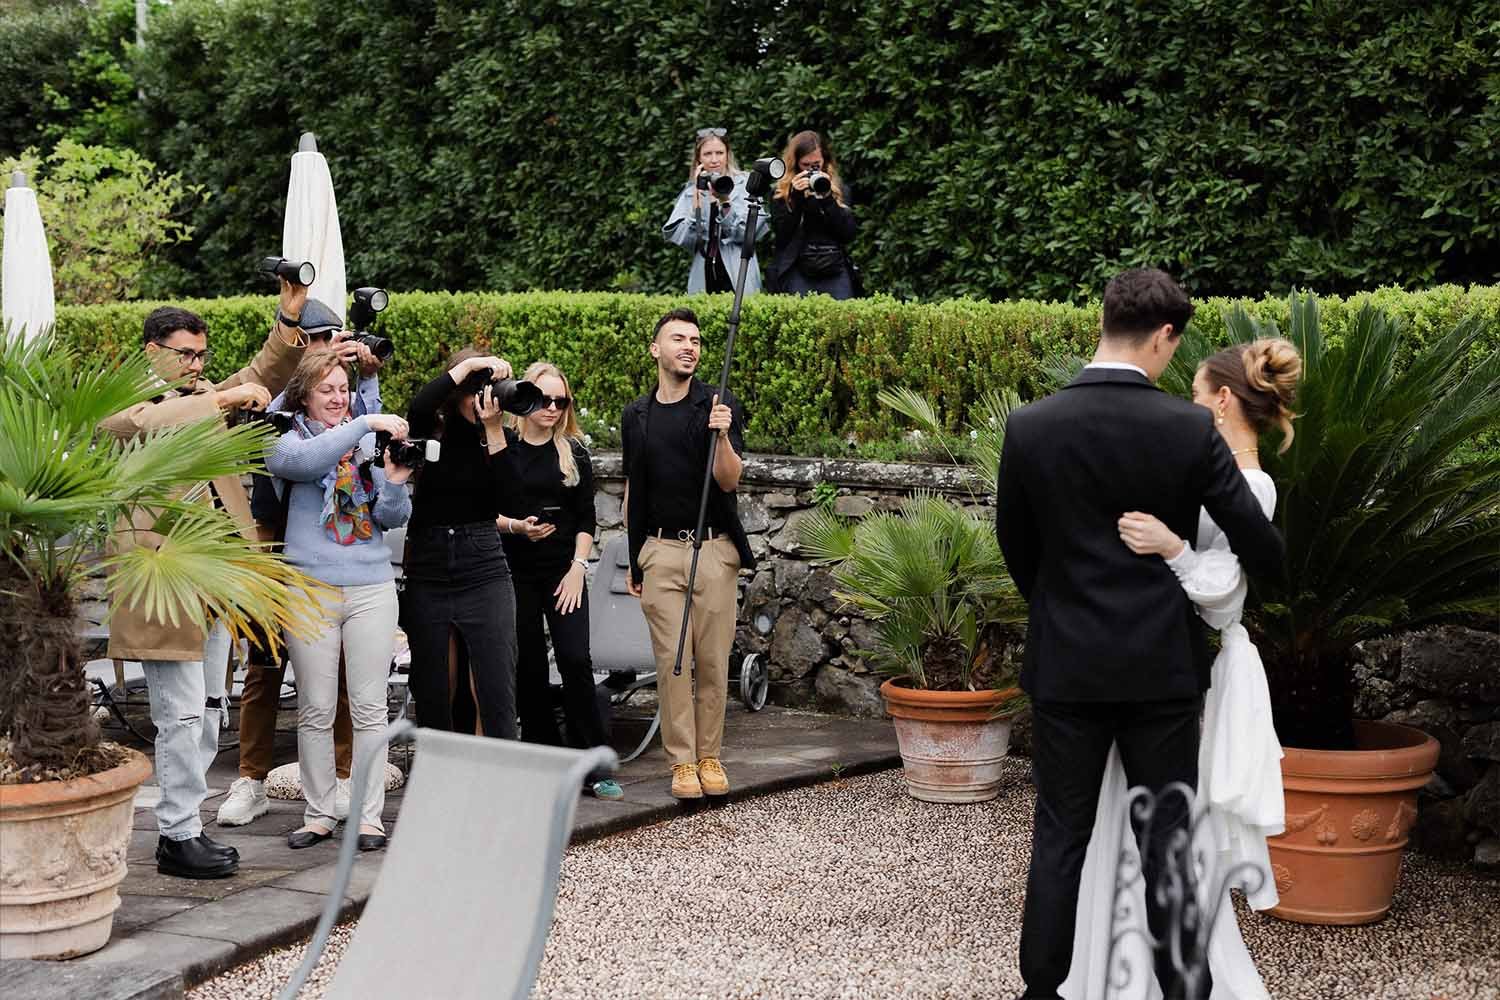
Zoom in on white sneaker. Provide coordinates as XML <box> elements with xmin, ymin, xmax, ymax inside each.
<box><xmin>217</xmin><ymin>777</ymin><xmax>269</xmax><ymax>827</ymax></box>
<box><xmin>334</xmin><ymin>777</ymin><xmax>351</xmax><ymax>821</ymax></box>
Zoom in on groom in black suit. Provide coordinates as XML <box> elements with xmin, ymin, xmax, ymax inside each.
<box><xmin>996</xmin><ymin>268</ymin><xmax>1284</xmax><ymax>999</ymax></box>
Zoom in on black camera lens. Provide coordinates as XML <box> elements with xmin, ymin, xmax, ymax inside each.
<box><xmin>806</xmin><ymin>170</ymin><xmax>832</xmax><ymax>197</ymax></box>
<box><xmin>355</xmin><ymin>333</ymin><xmax>394</xmax><ymax>360</ymax></box>
<box><xmin>230</xmin><ymin>409</ymin><xmax>296</xmax><ymax>433</ymax></box>
<box><xmin>488</xmin><ymin>378</ymin><xmax>542</xmax><ymax>416</ymax></box>
<box><xmin>374</xmin><ymin>430</ymin><xmax>432</xmax><ymax>469</ymax></box>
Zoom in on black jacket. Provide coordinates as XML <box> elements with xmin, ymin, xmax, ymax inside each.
<box><xmin>995</xmin><ymin>367</ymin><xmax>1285</xmax><ymax>702</ymax></box>
<box><xmin>766</xmin><ymin>183</ymin><xmax>857</xmax><ymax>292</ymax></box>
<box><xmin>621</xmin><ymin>378</ymin><xmax>755</xmax><ymax>586</ymax></box>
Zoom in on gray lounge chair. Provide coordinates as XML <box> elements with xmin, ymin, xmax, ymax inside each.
<box><xmin>279</xmin><ymin>721</ymin><xmax>617</xmax><ymax>1000</ymax></box>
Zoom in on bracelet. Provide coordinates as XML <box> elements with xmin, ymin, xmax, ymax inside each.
<box><xmin>572</xmin><ymin>557</ymin><xmax>589</xmax><ymax>570</ymax></box>
<box><xmin>504</xmin><ymin>517</ymin><xmax>514</xmax><ymax>534</ymax></box>
<box><xmin>277</xmin><ymin>310</ymin><xmax>300</xmax><ymax>328</ymax></box>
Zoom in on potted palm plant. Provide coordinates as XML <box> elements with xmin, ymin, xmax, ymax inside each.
<box><xmin>0</xmin><ymin>327</ymin><xmax>321</xmax><ymax>959</ymax></box>
<box><xmin>801</xmin><ymin>390</ymin><xmax>1028</xmax><ymax>804</ymax></box>
<box><xmin>1044</xmin><ymin>292</ymin><xmax>1498</xmax><ymax>923</ymax></box>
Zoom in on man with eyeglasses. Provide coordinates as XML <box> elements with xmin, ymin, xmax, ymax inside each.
<box><xmin>98</xmin><ymin>277</ymin><xmax>311</xmax><ymax>880</ymax></box>
<box><xmin>219</xmin><ymin>296</ymin><xmax>386</xmax><ymax>829</ymax></box>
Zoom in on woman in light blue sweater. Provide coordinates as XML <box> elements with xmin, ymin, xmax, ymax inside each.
<box><xmin>266</xmin><ymin>349</ymin><xmax>413</xmax><ymax>853</ymax></box>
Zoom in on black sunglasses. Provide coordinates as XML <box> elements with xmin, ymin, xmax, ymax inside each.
<box><xmin>539</xmin><ymin>395</ymin><xmax>571</xmax><ymax>411</ymax></box>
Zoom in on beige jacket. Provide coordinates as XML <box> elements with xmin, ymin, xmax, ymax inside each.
<box><xmin>99</xmin><ymin>320</ymin><xmax>306</xmax><ymax>661</ymax></box>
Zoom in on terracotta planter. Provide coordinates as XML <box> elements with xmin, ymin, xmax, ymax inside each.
<box><xmin>0</xmin><ymin>748</ymin><xmax>152</xmax><ymax>960</ymax></box>
<box><xmin>880</xmin><ymin>678</ymin><xmax>1021</xmax><ymax>803</ymax></box>
<box><xmin>1266</xmin><ymin>720</ymin><xmax>1439</xmax><ymax>926</ymax></box>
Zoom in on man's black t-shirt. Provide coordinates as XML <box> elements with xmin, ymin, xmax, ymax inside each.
<box><xmin>641</xmin><ymin>393</ymin><xmax>724</xmax><ymax>535</ymax></box>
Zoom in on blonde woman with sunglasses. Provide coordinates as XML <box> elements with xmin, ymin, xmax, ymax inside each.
<box><xmin>495</xmin><ymin>362</ymin><xmax>620</xmax><ymax>800</ymax></box>
<box><xmin>663</xmin><ymin>126</ymin><xmax>769</xmax><ymax>296</ymax></box>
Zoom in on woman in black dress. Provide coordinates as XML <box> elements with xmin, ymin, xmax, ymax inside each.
<box><xmin>497</xmin><ymin>361</ymin><xmax>620</xmax><ymax>799</ymax></box>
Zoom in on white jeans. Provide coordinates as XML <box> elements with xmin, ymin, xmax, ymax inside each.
<box><xmin>285</xmin><ymin>582</ymin><xmax>397</xmax><ymax>831</ymax></box>
<box><xmin>141</xmin><ymin>622</ymin><xmax>232</xmax><ymax>840</ymax></box>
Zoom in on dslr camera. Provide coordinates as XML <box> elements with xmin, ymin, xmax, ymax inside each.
<box><xmin>258</xmin><ymin>256</ymin><xmax>316</xmax><ymax>286</ymax></box>
<box><xmin>457</xmin><ymin>368</ymin><xmax>542</xmax><ymax>416</ymax></box>
<box><xmin>696</xmin><ymin>171</ymin><xmax>735</xmax><ymax>197</ymax></box>
<box><xmin>373</xmin><ymin>431</ymin><xmax>440</xmax><ymax>470</ymax></box>
<box><xmin>347</xmin><ymin>286</ymin><xmax>393</xmax><ymax>360</ymax></box>
<box><xmin>229</xmin><ymin>408</ymin><xmax>296</xmax><ymax>433</ymax></box>
<box><xmin>803</xmin><ymin>170</ymin><xmax>832</xmax><ymax>198</ymax></box>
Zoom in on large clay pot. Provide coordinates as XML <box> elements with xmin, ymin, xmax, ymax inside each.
<box><xmin>0</xmin><ymin>748</ymin><xmax>152</xmax><ymax>959</ymax></box>
<box><xmin>880</xmin><ymin>678</ymin><xmax>1021</xmax><ymax>803</ymax></box>
<box><xmin>1267</xmin><ymin>720</ymin><xmax>1439</xmax><ymax>926</ymax></box>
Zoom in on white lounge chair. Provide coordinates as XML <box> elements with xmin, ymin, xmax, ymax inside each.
<box><xmin>279</xmin><ymin>721</ymin><xmax>617</xmax><ymax>1000</ymax></box>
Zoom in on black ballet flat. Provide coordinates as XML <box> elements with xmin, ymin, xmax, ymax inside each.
<box><xmin>356</xmin><ymin>833</ymin><xmax>387</xmax><ymax>852</ymax></box>
<box><xmin>287</xmin><ymin>826</ymin><xmax>336</xmax><ymax>850</ymax></box>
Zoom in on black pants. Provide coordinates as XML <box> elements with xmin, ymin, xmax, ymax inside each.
<box><xmin>513</xmin><ymin>571</ymin><xmax>608</xmax><ymax>753</ymax></box>
<box><xmin>400</xmin><ymin>523</ymin><xmax>518</xmax><ymax>740</ymax></box>
<box><xmin>1020</xmin><ymin>698</ymin><xmax>1207</xmax><ymax>1000</ymax></box>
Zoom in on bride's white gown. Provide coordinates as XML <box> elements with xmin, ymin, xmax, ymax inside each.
<box><xmin>1061</xmin><ymin>469</ymin><xmax>1284</xmax><ymax>1000</ymax></box>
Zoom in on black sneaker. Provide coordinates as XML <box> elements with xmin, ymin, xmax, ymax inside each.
<box><xmin>156</xmin><ymin>835</ymin><xmax>239</xmax><ymax>879</ymax></box>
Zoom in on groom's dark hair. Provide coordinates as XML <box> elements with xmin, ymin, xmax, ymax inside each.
<box><xmin>1101</xmin><ymin>268</ymin><xmax>1194</xmax><ymax>345</ymax></box>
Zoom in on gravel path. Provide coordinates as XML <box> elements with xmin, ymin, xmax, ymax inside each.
<box><xmin>190</xmin><ymin>764</ymin><xmax>1500</xmax><ymax>1000</ymax></box>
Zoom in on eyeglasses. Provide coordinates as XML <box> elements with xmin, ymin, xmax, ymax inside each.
<box><xmin>539</xmin><ymin>395</ymin><xmax>571</xmax><ymax>411</ymax></box>
<box><xmin>696</xmin><ymin>127</ymin><xmax>727</xmax><ymax>139</ymax></box>
<box><xmin>154</xmin><ymin>344</ymin><xmax>214</xmax><ymax>365</ymax></box>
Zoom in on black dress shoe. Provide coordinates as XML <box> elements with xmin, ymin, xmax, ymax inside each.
<box><xmin>157</xmin><ymin>835</ymin><xmax>239</xmax><ymax>879</ymax></box>
<box><xmin>287</xmin><ymin>826</ymin><xmax>336</xmax><ymax>850</ymax></box>
<box><xmin>356</xmin><ymin>833</ymin><xmax>387</xmax><ymax>852</ymax></box>
<box><xmin>197</xmin><ymin>832</ymin><xmax>240</xmax><ymax>861</ymax></box>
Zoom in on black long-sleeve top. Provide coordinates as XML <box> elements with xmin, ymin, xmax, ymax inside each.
<box><xmin>767</xmin><ymin>183</ymin><xmax>857</xmax><ymax>289</ymax></box>
<box><xmin>496</xmin><ymin>428</ymin><xmax>597</xmax><ymax>582</ymax></box>
<box><xmin>405</xmin><ymin>370</ymin><xmax>510</xmax><ymax>532</ymax></box>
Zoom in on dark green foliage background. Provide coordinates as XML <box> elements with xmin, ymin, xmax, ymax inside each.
<box><xmin>4</xmin><ymin>0</ymin><xmax>1498</xmax><ymax>303</ymax></box>
<box><xmin>52</xmin><ymin>285</ymin><xmax>1500</xmax><ymax>452</ymax></box>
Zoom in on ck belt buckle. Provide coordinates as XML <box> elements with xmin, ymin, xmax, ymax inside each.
<box><xmin>677</xmin><ymin>529</ymin><xmax>695</xmax><ymax>543</ymax></box>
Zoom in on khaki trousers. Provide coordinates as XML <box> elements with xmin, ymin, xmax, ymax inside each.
<box><xmin>639</xmin><ymin>536</ymin><xmax>740</xmax><ymax>767</ymax></box>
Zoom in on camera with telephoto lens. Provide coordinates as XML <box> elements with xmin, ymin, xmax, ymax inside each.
<box><xmin>228</xmin><ymin>408</ymin><xmax>296</xmax><ymax>433</ymax></box>
<box><xmin>696</xmin><ymin>171</ymin><xmax>735</xmax><ymax>197</ymax></box>
<box><xmin>347</xmin><ymin>286</ymin><xmax>393</xmax><ymax>360</ymax></box>
<box><xmin>457</xmin><ymin>368</ymin><xmax>542</xmax><ymax>416</ymax></box>
<box><xmin>373</xmin><ymin>431</ymin><xmax>439</xmax><ymax>470</ymax></box>
<box><xmin>257</xmin><ymin>256</ymin><xmax>316</xmax><ymax>286</ymax></box>
<box><xmin>804</xmin><ymin>170</ymin><xmax>832</xmax><ymax>197</ymax></box>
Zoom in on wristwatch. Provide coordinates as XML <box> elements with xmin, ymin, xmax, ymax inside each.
<box><xmin>572</xmin><ymin>557</ymin><xmax>589</xmax><ymax>571</ymax></box>
<box><xmin>277</xmin><ymin>310</ymin><xmax>301</xmax><ymax>329</ymax></box>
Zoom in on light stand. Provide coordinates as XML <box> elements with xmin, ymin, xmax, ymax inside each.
<box><xmin>669</xmin><ymin>156</ymin><xmax>785</xmax><ymax>679</ymax></box>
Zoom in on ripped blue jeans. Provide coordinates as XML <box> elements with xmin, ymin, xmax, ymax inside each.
<box><xmin>141</xmin><ymin>622</ymin><xmax>231</xmax><ymax>841</ymax></box>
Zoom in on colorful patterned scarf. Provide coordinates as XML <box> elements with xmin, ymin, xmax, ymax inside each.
<box><xmin>293</xmin><ymin>414</ymin><xmax>376</xmax><ymax>545</ymax></box>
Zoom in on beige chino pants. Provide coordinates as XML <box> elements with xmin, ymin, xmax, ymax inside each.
<box><xmin>639</xmin><ymin>536</ymin><xmax>741</xmax><ymax>767</ymax></box>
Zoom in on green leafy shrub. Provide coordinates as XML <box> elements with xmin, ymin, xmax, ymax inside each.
<box><xmin>52</xmin><ymin>286</ymin><xmax>1500</xmax><ymax>456</ymax></box>
<box><xmin>5</xmin><ymin>0</ymin><xmax>1498</xmax><ymax>301</ymax></box>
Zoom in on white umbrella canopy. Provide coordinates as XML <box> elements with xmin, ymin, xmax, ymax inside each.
<box><xmin>2</xmin><ymin>170</ymin><xmax>56</xmax><ymax>343</ymax></box>
<box><xmin>282</xmin><ymin>132</ymin><xmax>346</xmax><ymax>321</ymax></box>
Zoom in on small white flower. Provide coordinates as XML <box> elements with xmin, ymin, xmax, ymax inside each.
<box><xmin>580</xmin><ymin>407</ymin><xmax>589</xmax><ymax>417</ymax></box>
<box><xmin>911</xmin><ymin>429</ymin><xmax>923</xmax><ymax>438</ymax></box>
<box><xmin>969</xmin><ymin>429</ymin><xmax>979</xmax><ymax>440</ymax></box>
<box><xmin>610</xmin><ymin>425</ymin><xmax>617</xmax><ymax>433</ymax></box>
<box><xmin>583</xmin><ymin>434</ymin><xmax>593</xmax><ymax>446</ymax></box>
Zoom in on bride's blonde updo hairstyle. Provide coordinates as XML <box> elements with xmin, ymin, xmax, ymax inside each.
<box><xmin>1199</xmin><ymin>338</ymin><xmax>1302</xmax><ymax>452</ymax></box>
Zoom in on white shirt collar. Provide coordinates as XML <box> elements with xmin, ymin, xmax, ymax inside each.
<box><xmin>1085</xmin><ymin>361</ymin><xmax>1149</xmax><ymax>379</ymax></box>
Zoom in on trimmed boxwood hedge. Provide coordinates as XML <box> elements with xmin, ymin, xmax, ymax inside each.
<box><xmin>54</xmin><ymin>285</ymin><xmax>1500</xmax><ymax>451</ymax></box>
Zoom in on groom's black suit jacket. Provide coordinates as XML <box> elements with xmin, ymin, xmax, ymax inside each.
<box><xmin>995</xmin><ymin>366</ymin><xmax>1284</xmax><ymax>702</ymax></box>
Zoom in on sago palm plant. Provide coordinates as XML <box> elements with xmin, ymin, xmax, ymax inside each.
<box><xmin>0</xmin><ymin>327</ymin><xmax>325</xmax><ymax>777</ymax></box>
<box><xmin>800</xmin><ymin>492</ymin><xmax>1028</xmax><ymax>692</ymax></box>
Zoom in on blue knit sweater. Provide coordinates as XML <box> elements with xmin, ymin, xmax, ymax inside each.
<box><xmin>265</xmin><ymin>414</ymin><xmax>411</xmax><ymax>586</ymax></box>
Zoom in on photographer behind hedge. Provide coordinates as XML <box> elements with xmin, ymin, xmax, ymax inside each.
<box><xmin>401</xmin><ymin>350</ymin><xmax>524</xmax><ymax>740</ymax></box>
<box><xmin>767</xmin><ymin>130</ymin><xmax>859</xmax><ymax>299</ymax></box>
<box><xmin>663</xmin><ymin>127</ymin><xmax>769</xmax><ymax>295</ymax></box>
<box><xmin>495</xmin><ymin>362</ymin><xmax>622</xmax><ymax>800</ymax></box>
<box><xmin>264</xmin><ymin>349</ymin><xmax>413</xmax><ymax>853</ymax></box>
<box><xmin>219</xmin><ymin>297</ymin><xmax>385</xmax><ymax>830</ymax></box>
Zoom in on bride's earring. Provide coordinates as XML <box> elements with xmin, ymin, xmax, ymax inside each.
<box><xmin>1217</xmin><ymin>405</ymin><xmax>1226</xmax><ymax>426</ymax></box>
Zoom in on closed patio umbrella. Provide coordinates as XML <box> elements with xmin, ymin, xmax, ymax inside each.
<box><xmin>2</xmin><ymin>170</ymin><xmax>56</xmax><ymax>342</ymax></box>
<box><xmin>283</xmin><ymin>133</ymin><xmax>346</xmax><ymax>318</ymax></box>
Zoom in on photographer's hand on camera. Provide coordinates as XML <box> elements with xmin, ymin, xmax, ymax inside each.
<box><xmin>365</xmin><ymin>414</ymin><xmax>409</xmax><ymax>440</ymax></box>
<box><xmin>218</xmin><ymin>383</ymin><xmax>272</xmax><ymax>413</ymax></box>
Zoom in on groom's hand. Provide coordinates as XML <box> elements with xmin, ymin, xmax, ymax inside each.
<box><xmin>1119</xmin><ymin>512</ymin><xmax>1185</xmax><ymax>560</ymax></box>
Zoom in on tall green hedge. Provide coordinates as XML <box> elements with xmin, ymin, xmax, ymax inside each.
<box><xmin>5</xmin><ymin>0</ymin><xmax>1498</xmax><ymax>303</ymax></box>
<box><xmin>53</xmin><ymin>285</ymin><xmax>1500</xmax><ymax>450</ymax></box>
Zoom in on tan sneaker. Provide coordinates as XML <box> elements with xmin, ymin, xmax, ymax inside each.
<box><xmin>671</xmin><ymin>763</ymin><xmax>703</xmax><ymax>800</ymax></box>
<box><xmin>698</xmin><ymin>757</ymin><xmax>729</xmax><ymax>796</ymax></box>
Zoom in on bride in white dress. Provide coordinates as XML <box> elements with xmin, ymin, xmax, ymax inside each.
<box><xmin>1062</xmin><ymin>337</ymin><xmax>1304</xmax><ymax>1000</ymax></box>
